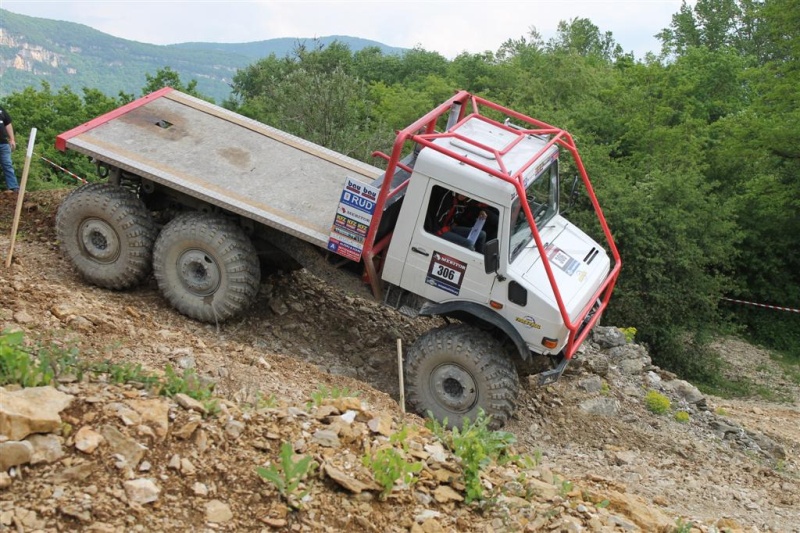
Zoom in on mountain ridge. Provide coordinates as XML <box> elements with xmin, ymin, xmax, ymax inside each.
<box><xmin>0</xmin><ymin>9</ymin><xmax>406</xmax><ymax>103</ymax></box>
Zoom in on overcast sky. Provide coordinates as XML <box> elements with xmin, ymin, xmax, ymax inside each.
<box><xmin>3</xmin><ymin>1</ymin><xmax>689</xmax><ymax>60</ymax></box>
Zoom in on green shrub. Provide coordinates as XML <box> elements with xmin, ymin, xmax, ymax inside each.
<box><xmin>620</xmin><ymin>327</ymin><xmax>637</xmax><ymax>343</ymax></box>
<box><xmin>0</xmin><ymin>331</ymin><xmax>80</xmax><ymax>387</ymax></box>
<box><xmin>645</xmin><ymin>390</ymin><xmax>671</xmax><ymax>414</ymax></box>
<box><xmin>0</xmin><ymin>331</ymin><xmax>53</xmax><ymax>387</ymax></box>
<box><xmin>674</xmin><ymin>411</ymin><xmax>690</xmax><ymax>423</ymax></box>
<box><xmin>156</xmin><ymin>365</ymin><xmax>214</xmax><ymax>402</ymax></box>
<box><xmin>91</xmin><ymin>360</ymin><xmax>158</xmax><ymax>386</ymax></box>
<box><xmin>362</xmin><ymin>447</ymin><xmax>423</xmax><ymax>499</ymax></box>
<box><xmin>0</xmin><ymin>332</ymin><xmax>221</xmax><ymax>413</ymax></box>
<box><xmin>427</xmin><ymin>409</ymin><xmax>517</xmax><ymax>503</ymax></box>
<box><xmin>256</xmin><ymin>392</ymin><xmax>278</xmax><ymax>409</ymax></box>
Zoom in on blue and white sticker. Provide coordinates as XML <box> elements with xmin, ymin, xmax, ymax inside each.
<box><xmin>545</xmin><ymin>244</ymin><xmax>579</xmax><ymax>276</ymax></box>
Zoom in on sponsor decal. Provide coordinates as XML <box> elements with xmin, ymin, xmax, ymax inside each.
<box><xmin>515</xmin><ymin>315</ymin><xmax>542</xmax><ymax>329</ymax></box>
<box><xmin>327</xmin><ymin>177</ymin><xmax>379</xmax><ymax>261</ymax></box>
<box><xmin>425</xmin><ymin>252</ymin><xmax>467</xmax><ymax>296</ymax></box>
<box><xmin>327</xmin><ymin>238</ymin><xmax>361</xmax><ymax>261</ymax></box>
<box><xmin>544</xmin><ymin>244</ymin><xmax>579</xmax><ymax>276</ymax></box>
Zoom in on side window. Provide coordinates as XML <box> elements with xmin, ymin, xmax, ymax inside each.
<box><xmin>424</xmin><ymin>185</ymin><xmax>499</xmax><ymax>253</ymax></box>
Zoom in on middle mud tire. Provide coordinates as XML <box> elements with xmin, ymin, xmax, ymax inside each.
<box><xmin>153</xmin><ymin>212</ymin><xmax>260</xmax><ymax>323</ymax></box>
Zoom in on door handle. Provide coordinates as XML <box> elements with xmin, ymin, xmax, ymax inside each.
<box><xmin>411</xmin><ymin>246</ymin><xmax>429</xmax><ymax>256</ymax></box>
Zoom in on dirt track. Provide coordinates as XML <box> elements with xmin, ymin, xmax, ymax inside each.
<box><xmin>1</xmin><ymin>190</ymin><xmax>799</xmax><ymax>531</ymax></box>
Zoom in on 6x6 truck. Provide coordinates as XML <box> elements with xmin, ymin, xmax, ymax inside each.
<box><xmin>55</xmin><ymin>89</ymin><xmax>621</xmax><ymax>428</ymax></box>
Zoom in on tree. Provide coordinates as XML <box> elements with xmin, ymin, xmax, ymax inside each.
<box><xmin>496</xmin><ymin>28</ymin><xmax>544</xmax><ymax>62</ymax></box>
<box><xmin>657</xmin><ymin>0</ymin><xmax>762</xmax><ymax>58</ymax></box>
<box><xmin>141</xmin><ymin>67</ymin><xmax>206</xmax><ymax>100</ymax></box>
<box><xmin>394</xmin><ymin>47</ymin><xmax>449</xmax><ymax>83</ymax></box>
<box><xmin>0</xmin><ymin>82</ymin><xmax>123</xmax><ymax>189</ymax></box>
<box><xmin>548</xmin><ymin>17</ymin><xmax>623</xmax><ymax>60</ymax></box>
<box><xmin>353</xmin><ymin>46</ymin><xmax>401</xmax><ymax>84</ymax></box>
<box><xmin>448</xmin><ymin>52</ymin><xmax>497</xmax><ymax>94</ymax></box>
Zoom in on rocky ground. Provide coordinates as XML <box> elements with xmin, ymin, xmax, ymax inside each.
<box><xmin>1</xmin><ymin>190</ymin><xmax>799</xmax><ymax>532</ymax></box>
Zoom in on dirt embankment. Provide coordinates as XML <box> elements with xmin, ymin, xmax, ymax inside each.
<box><xmin>1</xmin><ymin>191</ymin><xmax>799</xmax><ymax>532</ymax></box>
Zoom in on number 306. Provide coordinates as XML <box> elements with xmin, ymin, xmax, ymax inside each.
<box><xmin>436</xmin><ymin>264</ymin><xmax>455</xmax><ymax>281</ymax></box>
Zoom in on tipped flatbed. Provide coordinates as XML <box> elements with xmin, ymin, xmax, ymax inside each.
<box><xmin>56</xmin><ymin>88</ymin><xmax>382</xmax><ymax>247</ymax></box>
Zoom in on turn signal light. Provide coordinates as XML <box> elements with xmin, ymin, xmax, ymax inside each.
<box><xmin>542</xmin><ymin>337</ymin><xmax>559</xmax><ymax>349</ymax></box>
<box><xmin>489</xmin><ymin>300</ymin><xmax>504</xmax><ymax>310</ymax></box>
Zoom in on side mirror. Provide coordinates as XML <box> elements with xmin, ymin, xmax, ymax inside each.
<box><xmin>483</xmin><ymin>239</ymin><xmax>500</xmax><ymax>274</ymax></box>
<box><xmin>562</xmin><ymin>174</ymin><xmax>581</xmax><ymax>214</ymax></box>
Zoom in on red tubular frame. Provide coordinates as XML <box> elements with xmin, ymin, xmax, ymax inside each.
<box><xmin>363</xmin><ymin>91</ymin><xmax>621</xmax><ymax>360</ymax></box>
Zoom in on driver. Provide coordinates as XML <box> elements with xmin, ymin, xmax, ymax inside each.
<box><xmin>433</xmin><ymin>191</ymin><xmax>490</xmax><ymax>252</ymax></box>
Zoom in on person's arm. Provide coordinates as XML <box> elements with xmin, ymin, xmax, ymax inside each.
<box><xmin>5</xmin><ymin>123</ymin><xmax>15</xmax><ymax>150</ymax></box>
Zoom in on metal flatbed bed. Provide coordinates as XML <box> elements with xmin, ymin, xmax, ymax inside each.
<box><xmin>57</xmin><ymin>88</ymin><xmax>383</xmax><ymax>248</ymax></box>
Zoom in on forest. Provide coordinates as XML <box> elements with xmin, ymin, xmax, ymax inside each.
<box><xmin>1</xmin><ymin>0</ymin><xmax>797</xmax><ymax>391</ymax></box>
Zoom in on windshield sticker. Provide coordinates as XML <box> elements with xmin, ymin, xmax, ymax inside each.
<box><xmin>426</xmin><ymin>252</ymin><xmax>467</xmax><ymax>296</ymax></box>
<box><xmin>523</xmin><ymin>150</ymin><xmax>559</xmax><ymax>188</ymax></box>
<box><xmin>545</xmin><ymin>244</ymin><xmax>579</xmax><ymax>276</ymax></box>
<box><xmin>515</xmin><ymin>315</ymin><xmax>542</xmax><ymax>329</ymax></box>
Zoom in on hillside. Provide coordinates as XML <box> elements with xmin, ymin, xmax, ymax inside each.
<box><xmin>169</xmin><ymin>36</ymin><xmax>405</xmax><ymax>60</ymax></box>
<box><xmin>1</xmin><ymin>190</ymin><xmax>799</xmax><ymax>532</ymax></box>
<box><xmin>0</xmin><ymin>9</ymin><xmax>404</xmax><ymax>103</ymax></box>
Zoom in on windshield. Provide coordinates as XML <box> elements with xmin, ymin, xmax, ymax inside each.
<box><xmin>509</xmin><ymin>161</ymin><xmax>558</xmax><ymax>262</ymax></box>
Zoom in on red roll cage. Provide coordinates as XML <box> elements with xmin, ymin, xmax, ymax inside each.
<box><xmin>363</xmin><ymin>90</ymin><xmax>621</xmax><ymax>359</ymax></box>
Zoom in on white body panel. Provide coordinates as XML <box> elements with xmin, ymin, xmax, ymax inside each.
<box><xmin>383</xmin><ymin>115</ymin><xmax>610</xmax><ymax>356</ymax></box>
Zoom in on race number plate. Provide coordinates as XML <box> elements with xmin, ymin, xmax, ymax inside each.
<box><xmin>425</xmin><ymin>252</ymin><xmax>467</xmax><ymax>296</ymax></box>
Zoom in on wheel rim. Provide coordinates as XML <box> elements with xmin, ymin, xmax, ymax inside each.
<box><xmin>78</xmin><ymin>218</ymin><xmax>121</xmax><ymax>263</ymax></box>
<box><xmin>430</xmin><ymin>363</ymin><xmax>478</xmax><ymax>413</ymax></box>
<box><xmin>176</xmin><ymin>249</ymin><xmax>221</xmax><ymax>296</ymax></box>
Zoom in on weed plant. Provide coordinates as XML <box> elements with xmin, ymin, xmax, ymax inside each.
<box><xmin>0</xmin><ymin>331</ymin><xmax>55</xmax><ymax>387</ymax></box>
<box><xmin>674</xmin><ymin>411</ymin><xmax>690</xmax><ymax>423</ymax></box>
<box><xmin>427</xmin><ymin>409</ymin><xmax>517</xmax><ymax>503</ymax></box>
<box><xmin>362</xmin><ymin>446</ymin><xmax>423</xmax><ymax>499</ymax></box>
<box><xmin>256</xmin><ymin>441</ymin><xmax>317</xmax><ymax>508</ymax></box>
<box><xmin>645</xmin><ymin>390</ymin><xmax>671</xmax><ymax>414</ymax></box>
<box><xmin>1</xmin><ymin>331</ymin><xmax>219</xmax><ymax>414</ymax></box>
<box><xmin>308</xmin><ymin>384</ymin><xmax>360</xmax><ymax>409</ymax></box>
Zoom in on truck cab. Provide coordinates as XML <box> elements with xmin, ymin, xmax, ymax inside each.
<box><xmin>383</xmin><ymin>117</ymin><xmax>610</xmax><ymax>357</ymax></box>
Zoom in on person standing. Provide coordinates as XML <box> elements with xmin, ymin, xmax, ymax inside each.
<box><xmin>0</xmin><ymin>106</ymin><xmax>19</xmax><ymax>194</ymax></box>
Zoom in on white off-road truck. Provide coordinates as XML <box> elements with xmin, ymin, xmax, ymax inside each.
<box><xmin>55</xmin><ymin>89</ymin><xmax>620</xmax><ymax>427</ymax></box>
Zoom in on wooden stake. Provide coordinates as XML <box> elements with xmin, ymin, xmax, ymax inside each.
<box><xmin>6</xmin><ymin>128</ymin><xmax>37</xmax><ymax>268</ymax></box>
<box><xmin>397</xmin><ymin>338</ymin><xmax>405</xmax><ymax>414</ymax></box>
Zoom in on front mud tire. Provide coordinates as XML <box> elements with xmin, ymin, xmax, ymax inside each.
<box><xmin>56</xmin><ymin>183</ymin><xmax>156</xmax><ymax>289</ymax></box>
<box><xmin>405</xmin><ymin>324</ymin><xmax>519</xmax><ymax>429</ymax></box>
<box><xmin>152</xmin><ymin>212</ymin><xmax>260</xmax><ymax>323</ymax></box>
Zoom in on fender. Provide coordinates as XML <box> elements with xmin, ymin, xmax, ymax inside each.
<box><xmin>418</xmin><ymin>301</ymin><xmax>532</xmax><ymax>362</ymax></box>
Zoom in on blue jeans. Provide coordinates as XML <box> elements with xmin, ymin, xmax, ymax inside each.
<box><xmin>0</xmin><ymin>144</ymin><xmax>18</xmax><ymax>191</ymax></box>
<box><xmin>440</xmin><ymin>225</ymin><xmax>487</xmax><ymax>252</ymax></box>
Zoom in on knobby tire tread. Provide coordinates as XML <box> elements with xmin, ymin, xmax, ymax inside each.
<box><xmin>152</xmin><ymin>212</ymin><xmax>260</xmax><ymax>323</ymax></box>
<box><xmin>406</xmin><ymin>323</ymin><xmax>519</xmax><ymax>429</ymax></box>
<box><xmin>56</xmin><ymin>183</ymin><xmax>156</xmax><ymax>290</ymax></box>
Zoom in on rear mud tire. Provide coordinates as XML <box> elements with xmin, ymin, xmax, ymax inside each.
<box><xmin>153</xmin><ymin>212</ymin><xmax>260</xmax><ymax>323</ymax></box>
<box><xmin>405</xmin><ymin>324</ymin><xmax>519</xmax><ymax>429</ymax></box>
<box><xmin>56</xmin><ymin>183</ymin><xmax>156</xmax><ymax>289</ymax></box>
